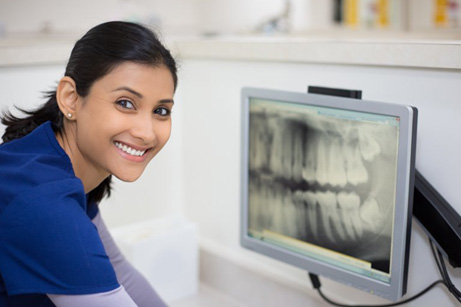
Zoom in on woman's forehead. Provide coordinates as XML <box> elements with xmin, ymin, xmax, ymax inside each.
<box><xmin>90</xmin><ymin>62</ymin><xmax>175</xmax><ymax>96</ymax></box>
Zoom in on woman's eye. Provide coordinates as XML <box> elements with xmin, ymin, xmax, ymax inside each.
<box><xmin>154</xmin><ymin>107</ymin><xmax>171</xmax><ymax>117</ymax></box>
<box><xmin>116</xmin><ymin>99</ymin><xmax>135</xmax><ymax>110</ymax></box>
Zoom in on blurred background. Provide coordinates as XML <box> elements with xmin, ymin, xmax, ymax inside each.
<box><xmin>1</xmin><ymin>0</ymin><xmax>461</xmax><ymax>38</ymax></box>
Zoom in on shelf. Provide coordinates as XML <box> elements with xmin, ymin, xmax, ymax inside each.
<box><xmin>2</xmin><ymin>31</ymin><xmax>461</xmax><ymax>70</ymax></box>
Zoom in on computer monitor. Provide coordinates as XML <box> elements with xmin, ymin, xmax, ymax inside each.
<box><xmin>240</xmin><ymin>87</ymin><xmax>418</xmax><ymax>302</ymax></box>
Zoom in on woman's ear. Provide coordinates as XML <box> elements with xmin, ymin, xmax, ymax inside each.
<box><xmin>56</xmin><ymin>76</ymin><xmax>79</xmax><ymax>120</ymax></box>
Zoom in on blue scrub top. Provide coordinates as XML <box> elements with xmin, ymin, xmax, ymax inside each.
<box><xmin>0</xmin><ymin>122</ymin><xmax>119</xmax><ymax>306</ymax></box>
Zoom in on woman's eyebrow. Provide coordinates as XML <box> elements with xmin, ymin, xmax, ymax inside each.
<box><xmin>112</xmin><ymin>86</ymin><xmax>174</xmax><ymax>104</ymax></box>
<box><xmin>159</xmin><ymin>99</ymin><xmax>174</xmax><ymax>104</ymax></box>
<box><xmin>112</xmin><ymin>86</ymin><xmax>143</xmax><ymax>98</ymax></box>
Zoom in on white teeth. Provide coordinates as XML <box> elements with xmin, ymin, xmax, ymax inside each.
<box><xmin>359</xmin><ymin>196</ymin><xmax>380</xmax><ymax>221</ymax></box>
<box><xmin>249</xmin><ymin>182</ymin><xmax>370</xmax><ymax>244</ymax></box>
<box><xmin>328</xmin><ymin>136</ymin><xmax>348</xmax><ymax>187</ymax></box>
<box><xmin>344</xmin><ymin>141</ymin><xmax>368</xmax><ymax>186</ymax></box>
<box><xmin>281</xmin><ymin>124</ymin><xmax>293</xmax><ymax>181</ymax></box>
<box><xmin>269</xmin><ymin>120</ymin><xmax>284</xmax><ymax>178</ymax></box>
<box><xmin>359</xmin><ymin>130</ymin><xmax>381</xmax><ymax>162</ymax></box>
<box><xmin>280</xmin><ymin>189</ymin><xmax>298</xmax><ymax>238</ymax></box>
<box><xmin>303</xmin><ymin>191</ymin><xmax>318</xmax><ymax>238</ymax></box>
<box><xmin>248</xmin><ymin>181</ymin><xmax>263</xmax><ymax>229</ymax></box>
<box><xmin>315</xmin><ymin>136</ymin><xmax>330</xmax><ymax>186</ymax></box>
<box><xmin>316</xmin><ymin>191</ymin><xmax>339</xmax><ymax>243</ymax></box>
<box><xmin>115</xmin><ymin>142</ymin><xmax>146</xmax><ymax>157</ymax></box>
<box><xmin>270</xmin><ymin>187</ymin><xmax>285</xmax><ymax>234</ymax></box>
<box><xmin>337</xmin><ymin>192</ymin><xmax>363</xmax><ymax>240</ymax></box>
<box><xmin>293</xmin><ymin>190</ymin><xmax>307</xmax><ymax>239</ymax></box>
<box><xmin>302</xmin><ymin>130</ymin><xmax>318</xmax><ymax>184</ymax></box>
<box><xmin>250</xmin><ymin>116</ymin><xmax>269</xmax><ymax>170</ymax></box>
<box><xmin>359</xmin><ymin>196</ymin><xmax>382</xmax><ymax>232</ymax></box>
<box><xmin>292</xmin><ymin>127</ymin><xmax>304</xmax><ymax>183</ymax></box>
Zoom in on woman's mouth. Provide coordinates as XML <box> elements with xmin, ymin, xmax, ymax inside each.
<box><xmin>114</xmin><ymin>141</ymin><xmax>147</xmax><ymax>157</ymax></box>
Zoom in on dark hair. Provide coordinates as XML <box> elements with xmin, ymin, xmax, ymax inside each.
<box><xmin>1</xmin><ymin>21</ymin><xmax>178</xmax><ymax>203</ymax></box>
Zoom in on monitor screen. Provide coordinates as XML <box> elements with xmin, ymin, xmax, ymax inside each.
<box><xmin>240</xmin><ymin>87</ymin><xmax>417</xmax><ymax>302</ymax></box>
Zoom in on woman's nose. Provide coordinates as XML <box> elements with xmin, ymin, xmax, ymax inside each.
<box><xmin>131</xmin><ymin>114</ymin><xmax>156</xmax><ymax>143</ymax></box>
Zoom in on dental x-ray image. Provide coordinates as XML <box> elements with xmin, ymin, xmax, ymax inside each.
<box><xmin>248</xmin><ymin>100</ymin><xmax>400</xmax><ymax>274</ymax></box>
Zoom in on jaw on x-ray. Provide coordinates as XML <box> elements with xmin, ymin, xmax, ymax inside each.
<box><xmin>248</xmin><ymin>103</ymin><xmax>399</xmax><ymax>272</ymax></box>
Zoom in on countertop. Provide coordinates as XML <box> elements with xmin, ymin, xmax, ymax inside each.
<box><xmin>1</xmin><ymin>31</ymin><xmax>461</xmax><ymax>69</ymax></box>
<box><xmin>169</xmin><ymin>283</ymin><xmax>247</xmax><ymax>307</ymax></box>
<box><xmin>170</xmin><ymin>34</ymin><xmax>461</xmax><ymax>70</ymax></box>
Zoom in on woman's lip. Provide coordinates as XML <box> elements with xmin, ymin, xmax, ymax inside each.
<box><xmin>114</xmin><ymin>141</ymin><xmax>151</xmax><ymax>162</ymax></box>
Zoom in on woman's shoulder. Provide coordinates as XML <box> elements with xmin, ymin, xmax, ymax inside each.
<box><xmin>0</xmin><ymin>121</ymin><xmax>70</xmax><ymax>162</ymax></box>
<box><xmin>0</xmin><ymin>178</ymin><xmax>118</xmax><ymax>298</ymax></box>
<box><xmin>0</xmin><ymin>122</ymin><xmax>78</xmax><ymax>210</ymax></box>
<box><xmin>1</xmin><ymin>178</ymin><xmax>87</xmax><ymax>222</ymax></box>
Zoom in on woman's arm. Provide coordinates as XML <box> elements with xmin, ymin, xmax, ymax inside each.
<box><xmin>92</xmin><ymin>212</ymin><xmax>168</xmax><ymax>307</ymax></box>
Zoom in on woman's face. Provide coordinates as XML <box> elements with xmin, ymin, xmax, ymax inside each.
<box><xmin>72</xmin><ymin>62</ymin><xmax>175</xmax><ymax>184</ymax></box>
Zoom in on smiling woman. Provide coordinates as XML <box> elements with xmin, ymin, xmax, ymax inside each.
<box><xmin>57</xmin><ymin>62</ymin><xmax>175</xmax><ymax>189</ymax></box>
<box><xmin>0</xmin><ymin>22</ymin><xmax>177</xmax><ymax>307</ymax></box>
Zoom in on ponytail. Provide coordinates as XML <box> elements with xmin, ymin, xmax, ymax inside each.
<box><xmin>1</xmin><ymin>91</ymin><xmax>61</xmax><ymax>143</ymax></box>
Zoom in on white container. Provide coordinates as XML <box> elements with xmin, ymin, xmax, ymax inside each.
<box><xmin>109</xmin><ymin>215</ymin><xmax>198</xmax><ymax>303</ymax></box>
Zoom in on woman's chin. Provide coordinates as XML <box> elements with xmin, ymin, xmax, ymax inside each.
<box><xmin>113</xmin><ymin>171</ymin><xmax>144</xmax><ymax>183</ymax></box>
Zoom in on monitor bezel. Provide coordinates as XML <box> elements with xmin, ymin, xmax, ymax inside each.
<box><xmin>240</xmin><ymin>87</ymin><xmax>417</xmax><ymax>301</ymax></box>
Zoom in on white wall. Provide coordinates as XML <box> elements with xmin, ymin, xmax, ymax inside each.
<box><xmin>0</xmin><ymin>64</ymin><xmax>64</xmax><ymax>137</ymax></box>
<box><xmin>0</xmin><ymin>0</ymin><xmax>203</xmax><ymax>36</ymax></box>
<box><xmin>0</xmin><ymin>0</ymin><xmax>294</xmax><ymax>37</ymax></box>
<box><xmin>1</xmin><ymin>0</ymin><xmax>457</xmax><ymax>38</ymax></box>
<box><xmin>177</xmin><ymin>58</ymin><xmax>461</xmax><ymax>306</ymax></box>
<box><xmin>0</xmin><ymin>0</ymin><xmax>312</xmax><ymax>37</ymax></box>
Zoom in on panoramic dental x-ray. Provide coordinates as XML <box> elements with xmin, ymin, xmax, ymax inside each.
<box><xmin>248</xmin><ymin>102</ymin><xmax>400</xmax><ymax>273</ymax></box>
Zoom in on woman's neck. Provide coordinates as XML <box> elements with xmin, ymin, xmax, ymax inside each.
<box><xmin>56</xmin><ymin>123</ymin><xmax>109</xmax><ymax>193</ymax></box>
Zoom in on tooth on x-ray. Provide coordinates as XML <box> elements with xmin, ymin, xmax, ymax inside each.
<box><xmin>303</xmin><ymin>191</ymin><xmax>318</xmax><ymax>238</ymax></box>
<box><xmin>269</xmin><ymin>120</ymin><xmax>285</xmax><ymax>178</ymax></box>
<box><xmin>281</xmin><ymin>123</ymin><xmax>294</xmax><ymax>181</ymax></box>
<box><xmin>360</xmin><ymin>196</ymin><xmax>382</xmax><ymax>233</ymax></box>
<box><xmin>271</xmin><ymin>188</ymin><xmax>302</xmax><ymax>238</ymax></box>
<box><xmin>337</xmin><ymin>191</ymin><xmax>363</xmax><ymax>240</ymax></box>
<box><xmin>328</xmin><ymin>137</ymin><xmax>348</xmax><ymax>187</ymax></box>
<box><xmin>283</xmin><ymin>190</ymin><xmax>299</xmax><ymax>237</ymax></box>
<box><xmin>317</xmin><ymin>192</ymin><xmax>335</xmax><ymax>242</ymax></box>
<box><xmin>315</xmin><ymin>136</ymin><xmax>330</xmax><ymax>186</ymax></box>
<box><xmin>359</xmin><ymin>130</ymin><xmax>382</xmax><ymax>162</ymax></box>
<box><xmin>345</xmin><ymin>144</ymin><xmax>368</xmax><ymax>186</ymax></box>
<box><xmin>318</xmin><ymin>191</ymin><xmax>347</xmax><ymax>243</ymax></box>
<box><xmin>292</xmin><ymin>127</ymin><xmax>304</xmax><ymax>183</ymax></box>
<box><xmin>302</xmin><ymin>130</ymin><xmax>318</xmax><ymax>183</ymax></box>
